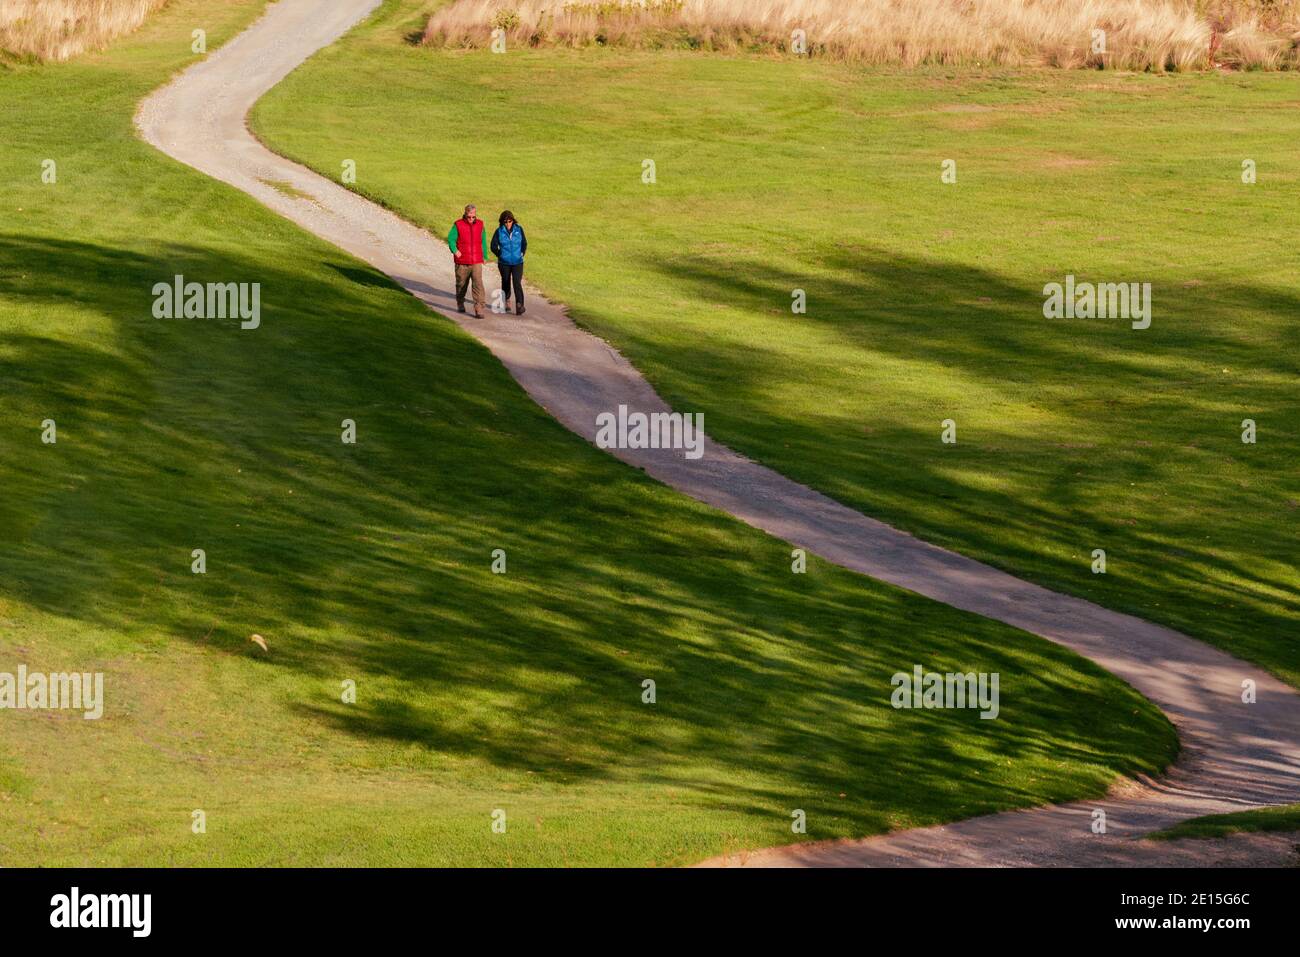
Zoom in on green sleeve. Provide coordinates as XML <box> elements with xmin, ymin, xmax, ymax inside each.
<box><xmin>447</xmin><ymin>223</ymin><xmax>458</xmax><ymax>254</ymax></box>
<box><xmin>482</xmin><ymin>228</ymin><xmax>491</xmax><ymax>261</ymax></box>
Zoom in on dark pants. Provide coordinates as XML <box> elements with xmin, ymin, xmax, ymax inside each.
<box><xmin>455</xmin><ymin>263</ymin><xmax>485</xmax><ymax>314</ymax></box>
<box><xmin>498</xmin><ymin>262</ymin><xmax>524</xmax><ymax>309</ymax></box>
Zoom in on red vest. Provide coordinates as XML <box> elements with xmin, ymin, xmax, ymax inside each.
<box><xmin>454</xmin><ymin>217</ymin><xmax>486</xmax><ymax>265</ymax></box>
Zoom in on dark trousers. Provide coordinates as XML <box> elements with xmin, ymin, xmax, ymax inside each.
<box><xmin>454</xmin><ymin>263</ymin><xmax>485</xmax><ymax>314</ymax></box>
<box><xmin>498</xmin><ymin>262</ymin><xmax>524</xmax><ymax>309</ymax></box>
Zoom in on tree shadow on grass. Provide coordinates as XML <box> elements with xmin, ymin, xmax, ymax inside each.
<box><xmin>591</xmin><ymin>245</ymin><xmax>1300</xmax><ymax>685</ymax></box>
<box><xmin>0</xmin><ymin>232</ymin><xmax>1180</xmax><ymax>840</ymax></box>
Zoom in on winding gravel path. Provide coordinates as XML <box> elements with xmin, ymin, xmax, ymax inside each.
<box><xmin>136</xmin><ymin>0</ymin><xmax>1300</xmax><ymax>867</ymax></box>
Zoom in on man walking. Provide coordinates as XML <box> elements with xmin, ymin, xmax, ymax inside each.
<box><xmin>447</xmin><ymin>204</ymin><xmax>491</xmax><ymax>317</ymax></box>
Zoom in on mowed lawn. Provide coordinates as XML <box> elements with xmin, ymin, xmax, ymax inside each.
<box><xmin>254</xmin><ymin>0</ymin><xmax>1300</xmax><ymax>687</ymax></box>
<box><xmin>0</xmin><ymin>0</ymin><xmax>1177</xmax><ymax>866</ymax></box>
<box><xmin>1150</xmin><ymin>802</ymin><xmax>1300</xmax><ymax>841</ymax></box>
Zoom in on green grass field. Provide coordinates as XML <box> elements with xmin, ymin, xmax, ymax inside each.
<box><xmin>254</xmin><ymin>0</ymin><xmax>1300</xmax><ymax>690</ymax></box>
<box><xmin>0</xmin><ymin>0</ymin><xmax>1178</xmax><ymax>866</ymax></box>
<box><xmin>1150</xmin><ymin>803</ymin><xmax>1300</xmax><ymax>841</ymax></box>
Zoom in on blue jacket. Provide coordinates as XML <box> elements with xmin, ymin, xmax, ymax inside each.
<box><xmin>491</xmin><ymin>224</ymin><xmax>527</xmax><ymax>265</ymax></box>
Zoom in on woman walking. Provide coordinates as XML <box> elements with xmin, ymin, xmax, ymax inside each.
<box><xmin>490</xmin><ymin>210</ymin><xmax>527</xmax><ymax>316</ymax></box>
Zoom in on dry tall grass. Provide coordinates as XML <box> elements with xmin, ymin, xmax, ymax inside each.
<box><xmin>423</xmin><ymin>0</ymin><xmax>1300</xmax><ymax>70</ymax></box>
<box><xmin>0</xmin><ymin>0</ymin><xmax>168</xmax><ymax>62</ymax></box>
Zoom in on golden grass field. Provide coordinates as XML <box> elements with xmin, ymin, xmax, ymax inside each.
<box><xmin>423</xmin><ymin>0</ymin><xmax>1300</xmax><ymax>70</ymax></box>
<box><xmin>4</xmin><ymin>0</ymin><xmax>1295</xmax><ymax>68</ymax></box>
<box><xmin>0</xmin><ymin>0</ymin><xmax>167</xmax><ymax>62</ymax></box>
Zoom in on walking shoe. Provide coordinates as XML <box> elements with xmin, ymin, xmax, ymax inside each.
<box><xmin>516</xmin><ymin>303</ymin><xmax>525</xmax><ymax>316</ymax></box>
<box><xmin>457</xmin><ymin>301</ymin><xmax>466</xmax><ymax>314</ymax></box>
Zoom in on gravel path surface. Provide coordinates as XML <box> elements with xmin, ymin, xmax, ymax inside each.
<box><xmin>135</xmin><ymin>0</ymin><xmax>1300</xmax><ymax>867</ymax></box>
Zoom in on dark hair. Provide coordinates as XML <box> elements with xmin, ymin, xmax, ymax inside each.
<box><xmin>499</xmin><ymin>210</ymin><xmax>517</xmax><ymax>226</ymax></box>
